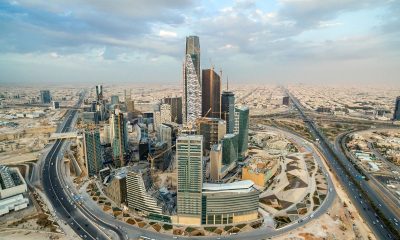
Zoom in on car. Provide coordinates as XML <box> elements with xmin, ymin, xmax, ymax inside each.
<box><xmin>373</xmin><ymin>221</ymin><xmax>375</xmax><ymax>225</ymax></box>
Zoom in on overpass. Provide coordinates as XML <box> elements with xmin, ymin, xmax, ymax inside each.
<box><xmin>49</xmin><ymin>132</ymin><xmax>78</xmax><ymax>140</ymax></box>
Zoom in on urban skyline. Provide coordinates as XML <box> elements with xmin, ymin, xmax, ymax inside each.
<box><xmin>1</xmin><ymin>1</ymin><xmax>400</xmax><ymax>240</ymax></box>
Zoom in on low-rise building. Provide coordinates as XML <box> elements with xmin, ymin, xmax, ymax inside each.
<box><xmin>201</xmin><ymin>180</ymin><xmax>259</xmax><ymax>225</ymax></box>
<box><xmin>242</xmin><ymin>158</ymin><xmax>278</xmax><ymax>187</ymax></box>
<box><xmin>0</xmin><ymin>166</ymin><xmax>27</xmax><ymax>199</ymax></box>
<box><xmin>0</xmin><ymin>194</ymin><xmax>29</xmax><ymax>216</ymax></box>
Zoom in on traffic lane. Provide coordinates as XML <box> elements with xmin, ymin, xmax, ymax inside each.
<box><xmin>45</xmin><ymin>115</ymin><xmax>109</xmax><ymax>239</ymax></box>
<box><xmin>316</xmin><ymin>140</ymin><xmax>392</xmax><ymax>239</ymax></box>
<box><xmin>43</xmin><ymin>142</ymin><xmax>97</xmax><ymax>239</ymax></box>
<box><xmin>50</xmin><ymin>147</ymin><xmax>108</xmax><ymax>239</ymax></box>
<box><xmin>334</xmin><ymin>135</ymin><xmax>400</xmax><ymax>231</ymax></box>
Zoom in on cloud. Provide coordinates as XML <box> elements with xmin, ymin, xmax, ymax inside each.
<box><xmin>159</xmin><ymin>30</ymin><xmax>178</xmax><ymax>38</ymax></box>
<box><xmin>0</xmin><ymin>0</ymin><xmax>399</xmax><ymax>85</ymax></box>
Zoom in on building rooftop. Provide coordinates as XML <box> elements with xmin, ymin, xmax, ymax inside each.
<box><xmin>202</xmin><ymin>180</ymin><xmax>254</xmax><ymax>193</ymax></box>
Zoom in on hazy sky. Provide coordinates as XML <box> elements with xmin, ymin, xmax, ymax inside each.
<box><xmin>0</xmin><ymin>0</ymin><xmax>399</xmax><ymax>86</ymax></box>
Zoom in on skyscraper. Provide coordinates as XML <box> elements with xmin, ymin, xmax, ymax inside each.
<box><xmin>221</xmin><ymin>91</ymin><xmax>235</xmax><ymax>134</ymax></box>
<box><xmin>40</xmin><ymin>90</ymin><xmax>51</xmax><ymax>104</ymax></box>
<box><xmin>96</xmin><ymin>85</ymin><xmax>103</xmax><ymax>101</ymax></box>
<box><xmin>222</xmin><ymin>133</ymin><xmax>238</xmax><ymax>166</ymax></box>
<box><xmin>126</xmin><ymin>168</ymin><xmax>162</xmax><ymax>214</ymax></box>
<box><xmin>83</xmin><ymin>128</ymin><xmax>103</xmax><ymax>177</ymax></box>
<box><xmin>197</xmin><ymin>118</ymin><xmax>226</xmax><ymax>151</ymax></box>
<box><xmin>183</xmin><ymin>36</ymin><xmax>202</xmax><ymax>125</ymax></box>
<box><xmin>160</xmin><ymin>103</ymin><xmax>172</xmax><ymax>124</ymax></box>
<box><xmin>177</xmin><ymin>135</ymin><xmax>203</xmax><ymax>225</ymax></box>
<box><xmin>393</xmin><ymin>96</ymin><xmax>400</xmax><ymax>121</ymax></box>
<box><xmin>110</xmin><ymin>111</ymin><xmax>127</xmax><ymax>167</ymax></box>
<box><xmin>202</xmin><ymin>68</ymin><xmax>221</xmax><ymax>118</ymax></box>
<box><xmin>164</xmin><ymin>97</ymin><xmax>183</xmax><ymax>124</ymax></box>
<box><xmin>111</xmin><ymin>95</ymin><xmax>119</xmax><ymax>105</ymax></box>
<box><xmin>236</xmin><ymin>106</ymin><xmax>249</xmax><ymax>160</ymax></box>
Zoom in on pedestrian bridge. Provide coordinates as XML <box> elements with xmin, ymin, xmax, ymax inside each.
<box><xmin>49</xmin><ymin>132</ymin><xmax>78</xmax><ymax>140</ymax></box>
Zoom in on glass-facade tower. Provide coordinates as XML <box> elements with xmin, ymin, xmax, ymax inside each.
<box><xmin>221</xmin><ymin>91</ymin><xmax>235</xmax><ymax>134</ymax></box>
<box><xmin>84</xmin><ymin>129</ymin><xmax>103</xmax><ymax>177</ymax></box>
<box><xmin>177</xmin><ymin>135</ymin><xmax>203</xmax><ymax>224</ymax></box>
<box><xmin>236</xmin><ymin>106</ymin><xmax>249</xmax><ymax>160</ymax></box>
<box><xmin>183</xmin><ymin>36</ymin><xmax>202</xmax><ymax>125</ymax></box>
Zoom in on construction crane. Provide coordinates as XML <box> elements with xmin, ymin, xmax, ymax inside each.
<box><xmin>147</xmin><ymin>144</ymin><xmax>176</xmax><ymax>171</ymax></box>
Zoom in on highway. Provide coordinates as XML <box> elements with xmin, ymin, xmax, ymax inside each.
<box><xmin>285</xmin><ymin>88</ymin><xmax>400</xmax><ymax>239</ymax></box>
<box><xmin>41</xmin><ymin>93</ymin><xmax>125</xmax><ymax>240</ymax></box>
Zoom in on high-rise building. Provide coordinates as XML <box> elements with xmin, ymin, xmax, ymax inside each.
<box><xmin>52</xmin><ymin>101</ymin><xmax>60</xmax><ymax>109</ymax></box>
<box><xmin>222</xmin><ymin>134</ymin><xmax>238</xmax><ymax>166</ymax></box>
<box><xmin>126</xmin><ymin>168</ymin><xmax>162</xmax><ymax>214</ymax></box>
<box><xmin>202</xmin><ymin>69</ymin><xmax>221</xmax><ymax>118</ymax></box>
<box><xmin>210</xmin><ymin>144</ymin><xmax>222</xmax><ymax>181</ymax></box>
<box><xmin>235</xmin><ymin>106</ymin><xmax>249</xmax><ymax>160</ymax></box>
<box><xmin>393</xmin><ymin>96</ymin><xmax>400</xmax><ymax>121</ymax></box>
<box><xmin>40</xmin><ymin>90</ymin><xmax>51</xmax><ymax>104</ymax></box>
<box><xmin>126</xmin><ymin>100</ymin><xmax>135</xmax><ymax>113</ymax></box>
<box><xmin>177</xmin><ymin>135</ymin><xmax>203</xmax><ymax>225</ymax></box>
<box><xmin>183</xmin><ymin>36</ymin><xmax>202</xmax><ymax>125</ymax></box>
<box><xmin>282</xmin><ymin>96</ymin><xmax>290</xmax><ymax>106</ymax></box>
<box><xmin>159</xmin><ymin>124</ymin><xmax>172</xmax><ymax>149</ymax></box>
<box><xmin>96</xmin><ymin>85</ymin><xmax>103</xmax><ymax>101</ymax></box>
<box><xmin>111</xmin><ymin>95</ymin><xmax>119</xmax><ymax>105</ymax></box>
<box><xmin>164</xmin><ymin>97</ymin><xmax>182</xmax><ymax>124</ymax></box>
<box><xmin>234</xmin><ymin>111</ymin><xmax>240</xmax><ymax>134</ymax></box>
<box><xmin>160</xmin><ymin>103</ymin><xmax>172</xmax><ymax>124</ymax></box>
<box><xmin>197</xmin><ymin>118</ymin><xmax>226</xmax><ymax>151</ymax></box>
<box><xmin>110</xmin><ymin>111</ymin><xmax>128</xmax><ymax>167</ymax></box>
<box><xmin>221</xmin><ymin>91</ymin><xmax>235</xmax><ymax>134</ymax></box>
<box><xmin>83</xmin><ymin>129</ymin><xmax>103</xmax><ymax>177</ymax></box>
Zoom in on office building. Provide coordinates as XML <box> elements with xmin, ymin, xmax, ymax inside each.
<box><xmin>202</xmin><ymin>69</ymin><xmax>221</xmax><ymax>118</ymax></box>
<box><xmin>111</xmin><ymin>95</ymin><xmax>119</xmax><ymax>105</ymax></box>
<box><xmin>40</xmin><ymin>90</ymin><xmax>51</xmax><ymax>104</ymax></box>
<box><xmin>80</xmin><ymin>112</ymin><xmax>99</xmax><ymax>124</ymax></box>
<box><xmin>159</xmin><ymin>124</ymin><xmax>172</xmax><ymax>148</ymax></box>
<box><xmin>177</xmin><ymin>135</ymin><xmax>203</xmax><ymax>225</ymax></box>
<box><xmin>103</xmin><ymin>168</ymin><xmax>127</xmax><ymax>207</ymax></box>
<box><xmin>164</xmin><ymin>97</ymin><xmax>183</xmax><ymax>124</ymax></box>
<box><xmin>209</xmin><ymin>144</ymin><xmax>236</xmax><ymax>182</ymax></box>
<box><xmin>222</xmin><ymin>134</ymin><xmax>238</xmax><ymax>166</ymax></box>
<box><xmin>394</xmin><ymin>96</ymin><xmax>400</xmax><ymax>121</ymax></box>
<box><xmin>126</xmin><ymin>100</ymin><xmax>135</xmax><ymax>113</ymax></box>
<box><xmin>126</xmin><ymin>168</ymin><xmax>162</xmax><ymax>214</ymax></box>
<box><xmin>234</xmin><ymin>111</ymin><xmax>240</xmax><ymax>134</ymax></box>
<box><xmin>110</xmin><ymin>111</ymin><xmax>128</xmax><ymax>167</ymax></box>
<box><xmin>0</xmin><ymin>166</ymin><xmax>27</xmax><ymax>200</ymax></box>
<box><xmin>210</xmin><ymin>144</ymin><xmax>223</xmax><ymax>181</ymax></box>
<box><xmin>160</xmin><ymin>103</ymin><xmax>172</xmax><ymax>124</ymax></box>
<box><xmin>236</xmin><ymin>106</ymin><xmax>249</xmax><ymax>160</ymax></box>
<box><xmin>183</xmin><ymin>36</ymin><xmax>202</xmax><ymax>125</ymax></box>
<box><xmin>153</xmin><ymin>111</ymin><xmax>161</xmax><ymax>131</ymax></box>
<box><xmin>52</xmin><ymin>101</ymin><xmax>60</xmax><ymax>109</ymax></box>
<box><xmin>282</xmin><ymin>96</ymin><xmax>290</xmax><ymax>106</ymax></box>
<box><xmin>83</xmin><ymin>128</ymin><xmax>103</xmax><ymax>177</ymax></box>
<box><xmin>197</xmin><ymin>118</ymin><xmax>226</xmax><ymax>151</ymax></box>
<box><xmin>201</xmin><ymin>180</ymin><xmax>259</xmax><ymax>225</ymax></box>
<box><xmin>96</xmin><ymin>85</ymin><xmax>103</xmax><ymax>101</ymax></box>
<box><xmin>221</xmin><ymin>91</ymin><xmax>235</xmax><ymax>134</ymax></box>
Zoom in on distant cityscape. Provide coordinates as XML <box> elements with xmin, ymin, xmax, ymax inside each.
<box><xmin>1</xmin><ymin>37</ymin><xmax>400</xmax><ymax>239</ymax></box>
